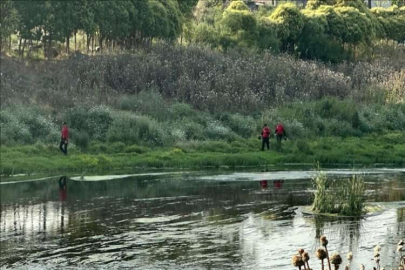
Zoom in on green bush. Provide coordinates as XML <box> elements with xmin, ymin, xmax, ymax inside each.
<box><xmin>107</xmin><ymin>112</ymin><xmax>169</xmax><ymax>147</ymax></box>
<box><xmin>108</xmin><ymin>142</ymin><xmax>126</xmax><ymax>153</ymax></box>
<box><xmin>170</xmin><ymin>103</ymin><xmax>197</xmax><ymax>120</ymax></box>
<box><xmin>0</xmin><ymin>107</ymin><xmax>50</xmax><ymax>145</ymax></box>
<box><xmin>107</xmin><ymin>112</ymin><xmax>140</xmax><ymax>144</ymax></box>
<box><xmin>87</xmin><ymin>106</ymin><xmax>113</xmax><ymax>141</ymax></box>
<box><xmin>220</xmin><ymin>113</ymin><xmax>256</xmax><ymax>139</ymax></box>
<box><xmin>204</xmin><ymin>120</ymin><xmax>238</xmax><ymax>141</ymax></box>
<box><xmin>117</xmin><ymin>91</ymin><xmax>170</xmax><ymax>121</ymax></box>
<box><xmin>124</xmin><ymin>145</ymin><xmax>149</xmax><ymax>154</ymax></box>
<box><xmin>73</xmin><ymin>131</ymin><xmax>90</xmax><ymax>150</ymax></box>
<box><xmin>294</xmin><ymin>140</ymin><xmax>313</xmax><ymax>155</ymax></box>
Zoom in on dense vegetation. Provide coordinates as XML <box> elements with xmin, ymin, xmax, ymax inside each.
<box><xmin>1</xmin><ymin>1</ymin><xmax>404</xmax><ymax>173</ymax></box>
<box><xmin>1</xmin><ymin>0</ymin><xmax>405</xmax><ymax>62</ymax></box>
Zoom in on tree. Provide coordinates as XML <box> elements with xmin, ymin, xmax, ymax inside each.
<box><xmin>269</xmin><ymin>3</ymin><xmax>305</xmax><ymax>52</ymax></box>
<box><xmin>219</xmin><ymin>1</ymin><xmax>258</xmax><ymax>49</ymax></box>
<box><xmin>0</xmin><ymin>0</ymin><xmax>19</xmax><ymax>51</ymax></box>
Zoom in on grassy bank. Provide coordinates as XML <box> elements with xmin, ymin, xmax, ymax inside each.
<box><xmin>1</xmin><ymin>133</ymin><xmax>404</xmax><ymax>176</ymax></box>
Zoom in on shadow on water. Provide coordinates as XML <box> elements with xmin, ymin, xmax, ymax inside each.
<box><xmin>0</xmin><ymin>172</ymin><xmax>404</xmax><ymax>269</ymax></box>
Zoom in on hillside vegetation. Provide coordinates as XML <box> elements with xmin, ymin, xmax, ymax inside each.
<box><xmin>1</xmin><ymin>0</ymin><xmax>404</xmax><ymax>173</ymax></box>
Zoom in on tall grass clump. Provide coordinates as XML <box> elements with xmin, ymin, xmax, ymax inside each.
<box><xmin>312</xmin><ymin>169</ymin><xmax>365</xmax><ymax>216</ymax></box>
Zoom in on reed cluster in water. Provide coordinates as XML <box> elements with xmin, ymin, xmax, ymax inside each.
<box><xmin>292</xmin><ymin>236</ymin><xmax>405</xmax><ymax>270</ymax></box>
<box><xmin>312</xmin><ymin>169</ymin><xmax>365</xmax><ymax>216</ymax></box>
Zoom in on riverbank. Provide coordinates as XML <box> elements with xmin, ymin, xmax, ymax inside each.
<box><xmin>1</xmin><ymin>133</ymin><xmax>404</xmax><ymax>176</ymax></box>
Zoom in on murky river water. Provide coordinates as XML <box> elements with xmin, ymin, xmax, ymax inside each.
<box><xmin>1</xmin><ymin>169</ymin><xmax>404</xmax><ymax>269</ymax></box>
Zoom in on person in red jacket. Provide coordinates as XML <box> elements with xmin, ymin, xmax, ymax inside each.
<box><xmin>60</xmin><ymin>122</ymin><xmax>69</xmax><ymax>155</ymax></box>
<box><xmin>261</xmin><ymin>124</ymin><xmax>271</xmax><ymax>151</ymax></box>
<box><xmin>275</xmin><ymin>122</ymin><xmax>287</xmax><ymax>150</ymax></box>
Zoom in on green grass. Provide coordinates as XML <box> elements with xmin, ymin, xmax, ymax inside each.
<box><xmin>1</xmin><ymin>133</ymin><xmax>404</xmax><ymax>177</ymax></box>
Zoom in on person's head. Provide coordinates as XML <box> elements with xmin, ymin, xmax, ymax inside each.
<box><xmin>62</xmin><ymin>122</ymin><xmax>67</xmax><ymax>126</ymax></box>
<box><xmin>263</xmin><ymin>123</ymin><xmax>268</xmax><ymax>127</ymax></box>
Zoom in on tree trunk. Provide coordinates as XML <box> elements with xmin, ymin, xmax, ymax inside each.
<box><xmin>22</xmin><ymin>38</ymin><xmax>27</xmax><ymax>58</ymax></box>
<box><xmin>18</xmin><ymin>36</ymin><xmax>22</xmax><ymax>57</ymax></box>
<box><xmin>86</xmin><ymin>33</ymin><xmax>91</xmax><ymax>53</ymax></box>
<box><xmin>66</xmin><ymin>36</ymin><xmax>70</xmax><ymax>54</ymax></box>
<box><xmin>49</xmin><ymin>30</ymin><xmax>53</xmax><ymax>59</ymax></box>
<box><xmin>368</xmin><ymin>0</ymin><xmax>372</xmax><ymax>8</ymax></box>
<box><xmin>74</xmin><ymin>32</ymin><xmax>77</xmax><ymax>52</ymax></box>
<box><xmin>91</xmin><ymin>36</ymin><xmax>94</xmax><ymax>55</ymax></box>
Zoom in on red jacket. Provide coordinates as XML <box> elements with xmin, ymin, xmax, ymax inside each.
<box><xmin>61</xmin><ymin>126</ymin><xmax>69</xmax><ymax>141</ymax></box>
<box><xmin>275</xmin><ymin>124</ymin><xmax>284</xmax><ymax>135</ymax></box>
<box><xmin>262</xmin><ymin>127</ymin><xmax>270</xmax><ymax>138</ymax></box>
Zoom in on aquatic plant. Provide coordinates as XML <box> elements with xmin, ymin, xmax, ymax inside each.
<box><xmin>374</xmin><ymin>245</ymin><xmax>381</xmax><ymax>269</ymax></box>
<box><xmin>303</xmin><ymin>251</ymin><xmax>311</xmax><ymax>270</ymax></box>
<box><xmin>292</xmin><ymin>254</ymin><xmax>306</xmax><ymax>269</ymax></box>
<box><xmin>312</xmin><ymin>167</ymin><xmax>365</xmax><ymax>216</ymax></box>
<box><xmin>317</xmin><ymin>248</ymin><xmax>328</xmax><ymax>270</ymax></box>
<box><xmin>330</xmin><ymin>253</ymin><xmax>342</xmax><ymax>270</ymax></box>
<box><xmin>320</xmin><ymin>236</ymin><xmax>332</xmax><ymax>270</ymax></box>
<box><xmin>398</xmin><ymin>240</ymin><xmax>405</xmax><ymax>268</ymax></box>
<box><xmin>345</xmin><ymin>252</ymin><xmax>353</xmax><ymax>269</ymax></box>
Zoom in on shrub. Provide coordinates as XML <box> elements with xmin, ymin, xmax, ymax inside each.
<box><xmin>73</xmin><ymin>131</ymin><xmax>90</xmax><ymax>150</ymax></box>
<box><xmin>107</xmin><ymin>112</ymin><xmax>140</xmax><ymax>144</ymax></box>
<box><xmin>204</xmin><ymin>120</ymin><xmax>238</xmax><ymax>141</ymax></box>
<box><xmin>107</xmin><ymin>112</ymin><xmax>169</xmax><ymax>147</ymax></box>
<box><xmin>117</xmin><ymin>90</ymin><xmax>170</xmax><ymax>121</ymax></box>
<box><xmin>170</xmin><ymin>103</ymin><xmax>197</xmax><ymax>120</ymax></box>
<box><xmin>220</xmin><ymin>113</ymin><xmax>256</xmax><ymax>138</ymax></box>
<box><xmin>108</xmin><ymin>142</ymin><xmax>126</xmax><ymax>153</ymax></box>
<box><xmin>87</xmin><ymin>106</ymin><xmax>113</xmax><ymax>141</ymax></box>
<box><xmin>283</xmin><ymin>119</ymin><xmax>308</xmax><ymax>139</ymax></box>
<box><xmin>294</xmin><ymin>140</ymin><xmax>313</xmax><ymax>155</ymax></box>
<box><xmin>325</xmin><ymin>119</ymin><xmax>355</xmax><ymax>137</ymax></box>
<box><xmin>124</xmin><ymin>145</ymin><xmax>148</xmax><ymax>154</ymax></box>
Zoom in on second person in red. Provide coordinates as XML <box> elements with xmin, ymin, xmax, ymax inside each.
<box><xmin>60</xmin><ymin>122</ymin><xmax>69</xmax><ymax>155</ymax></box>
<box><xmin>261</xmin><ymin>124</ymin><xmax>271</xmax><ymax>151</ymax></box>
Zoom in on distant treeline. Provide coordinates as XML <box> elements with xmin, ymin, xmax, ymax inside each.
<box><xmin>0</xmin><ymin>0</ymin><xmax>198</xmax><ymax>54</ymax></box>
<box><xmin>0</xmin><ymin>0</ymin><xmax>404</xmax><ymax>62</ymax></box>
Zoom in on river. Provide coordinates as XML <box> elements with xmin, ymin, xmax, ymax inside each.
<box><xmin>1</xmin><ymin>169</ymin><xmax>404</xmax><ymax>269</ymax></box>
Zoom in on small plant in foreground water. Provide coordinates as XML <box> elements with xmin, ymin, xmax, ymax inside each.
<box><xmin>293</xmin><ymin>237</ymin><xmax>404</xmax><ymax>269</ymax></box>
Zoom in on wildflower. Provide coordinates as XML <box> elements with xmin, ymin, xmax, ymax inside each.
<box><xmin>303</xmin><ymin>252</ymin><xmax>310</xmax><ymax>262</ymax></box>
<box><xmin>374</xmin><ymin>245</ymin><xmax>381</xmax><ymax>255</ymax></box>
<box><xmin>347</xmin><ymin>252</ymin><xmax>353</xmax><ymax>261</ymax></box>
<box><xmin>292</xmin><ymin>254</ymin><xmax>305</xmax><ymax>269</ymax></box>
<box><xmin>317</xmin><ymin>249</ymin><xmax>327</xmax><ymax>260</ymax></box>
<box><xmin>330</xmin><ymin>253</ymin><xmax>342</xmax><ymax>269</ymax></box>
<box><xmin>320</xmin><ymin>236</ymin><xmax>328</xmax><ymax>247</ymax></box>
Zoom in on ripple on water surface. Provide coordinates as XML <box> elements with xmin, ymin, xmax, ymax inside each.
<box><xmin>0</xmin><ymin>170</ymin><xmax>404</xmax><ymax>269</ymax></box>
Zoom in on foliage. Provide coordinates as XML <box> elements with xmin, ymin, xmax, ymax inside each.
<box><xmin>269</xmin><ymin>3</ymin><xmax>305</xmax><ymax>52</ymax></box>
<box><xmin>312</xmin><ymin>169</ymin><xmax>365</xmax><ymax>216</ymax></box>
<box><xmin>1</xmin><ymin>132</ymin><xmax>404</xmax><ymax>174</ymax></box>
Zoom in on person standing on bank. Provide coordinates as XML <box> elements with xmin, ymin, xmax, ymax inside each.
<box><xmin>275</xmin><ymin>122</ymin><xmax>287</xmax><ymax>150</ymax></box>
<box><xmin>60</xmin><ymin>122</ymin><xmax>69</xmax><ymax>155</ymax></box>
<box><xmin>261</xmin><ymin>124</ymin><xmax>271</xmax><ymax>151</ymax></box>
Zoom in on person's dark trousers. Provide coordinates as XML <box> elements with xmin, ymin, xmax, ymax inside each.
<box><xmin>262</xmin><ymin>137</ymin><xmax>270</xmax><ymax>151</ymax></box>
<box><xmin>60</xmin><ymin>140</ymin><xmax>68</xmax><ymax>155</ymax></box>
<box><xmin>276</xmin><ymin>134</ymin><xmax>283</xmax><ymax>150</ymax></box>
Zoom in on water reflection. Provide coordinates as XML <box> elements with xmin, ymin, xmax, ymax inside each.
<box><xmin>58</xmin><ymin>176</ymin><xmax>67</xmax><ymax>202</ymax></box>
<box><xmin>0</xmin><ymin>172</ymin><xmax>404</xmax><ymax>269</ymax></box>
